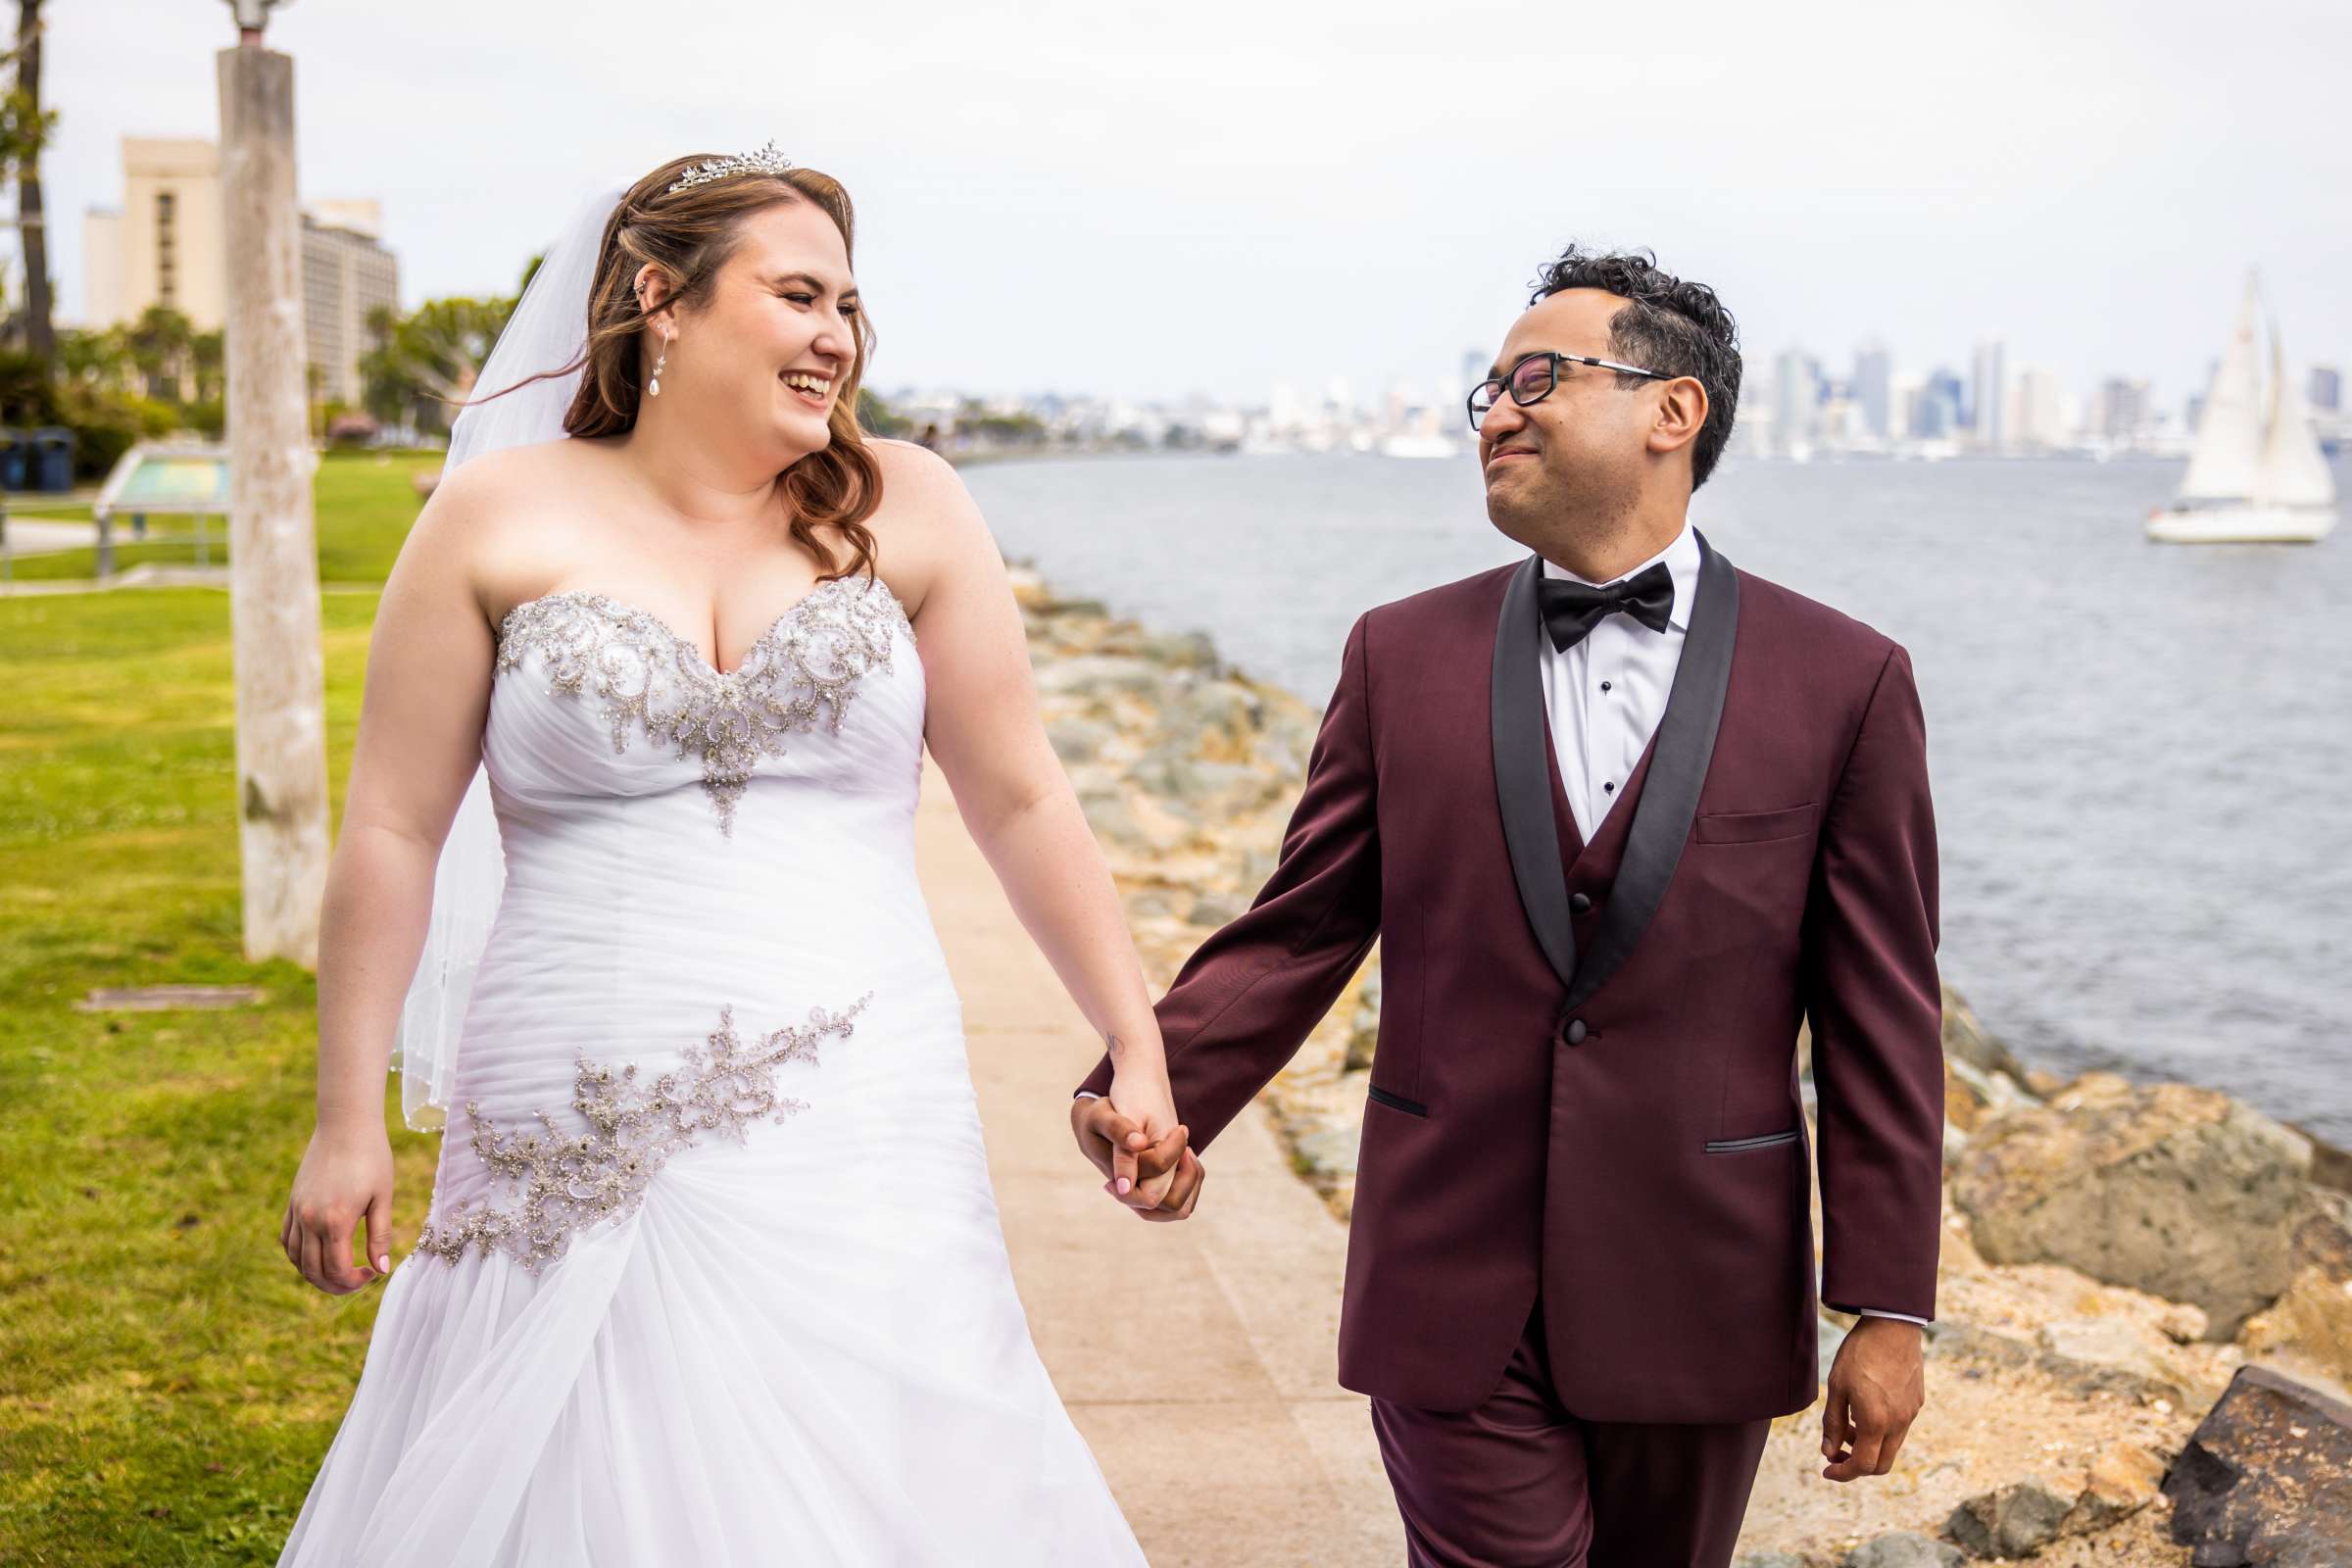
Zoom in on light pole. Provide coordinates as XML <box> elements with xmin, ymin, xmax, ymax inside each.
<box><xmin>218</xmin><ymin>0</ymin><xmax>328</xmax><ymax>964</ymax></box>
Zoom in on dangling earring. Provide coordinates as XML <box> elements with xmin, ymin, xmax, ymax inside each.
<box><xmin>648</xmin><ymin>331</ymin><xmax>670</xmax><ymax>398</ymax></box>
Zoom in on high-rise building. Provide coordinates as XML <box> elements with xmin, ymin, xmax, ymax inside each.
<box><xmin>2094</xmin><ymin>377</ymin><xmax>2152</xmax><ymax>445</ymax></box>
<box><xmin>80</xmin><ymin>135</ymin><xmax>400</xmax><ymax>409</ymax></box>
<box><xmin>1887</xmin><ymin>371</ymin><xmax>1924</xmax><ymax>442</ymax></box>
<box><xmin>1771</xmin><ymin>346</ymin><xmax>1816</xmax><ymax>455</ymax></box>
<box><xmin>302</xmin><ymin>203</ymin><xmax>400</xmax><ymax>405</ymax></box>
<box><xmin>1461</xmin><ymin>348</ymin><xmax>1492</xmax><ymax>398</ymax></box>
<box><xmin>2311</xmin><ymin>365</ymin><xmax>2342</xmax><ymax>414</ymax></box>
<box><xmin>80</xmin><ymin>137</ymin><xmax>227</xmax><ymax>331</ymax></box>
<box><xmin>2014</xmin><ymin>366</ymin><xmax>2069</xmax><ymax>449</ymax></box>
<box><xmin>1971</xmin><ymin>339</ymin><xmax>2008</xmax><ymax>450</ymax></box>
<box><xmin>1920</xmin><ymin>368</ymin><xmax>1966</xmax><ymax>440</ymax></box>
<box><xmin>1852</xmin><ymin>339</ymin><xmax>1892</xmax><ymax>440</ymax></box>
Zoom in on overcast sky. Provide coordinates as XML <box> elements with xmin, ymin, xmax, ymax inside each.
<box><xmin>48</xmin><ymin>0</ymin><xmax>2352</xmax><ymax>409</ymax></box>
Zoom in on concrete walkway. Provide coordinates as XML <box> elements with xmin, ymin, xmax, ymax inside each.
<box><xmin>914</xmin><ymin>757</ymin><xmax>1401</xmax><ymax>1566</ymax></box>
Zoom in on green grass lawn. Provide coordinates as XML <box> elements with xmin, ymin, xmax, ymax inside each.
<box><xmin>0</xmin><ymin>457</ymin><xmax>441</xmax><ymax>1563</ymax></box>
<box><xmin>2</xmin><ymin>452</ymin><xmax>441</xmax><ymax>587</ymax></box>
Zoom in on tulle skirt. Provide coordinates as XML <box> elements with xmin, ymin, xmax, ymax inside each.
<box><xmin>277</xmin><ymin>982</ymin><xmax>1143</xmax><ymax>1566</ymax></box>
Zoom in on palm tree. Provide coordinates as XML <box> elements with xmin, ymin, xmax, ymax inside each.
<box><xmin>3</xmin><ymin>1</ymin><xmax>53</xmax><ymax>366</ymax></box>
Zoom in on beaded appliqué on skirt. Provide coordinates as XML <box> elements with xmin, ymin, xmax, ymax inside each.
<box><xmin>415</xmin><ymin>993</ymin><xmax>873</xmax><ymax>1274</ymax></box>
<box><xmin>494</xmin><ymin>575</ymin><xmax>911</xmax><ymax>836</ymax></box>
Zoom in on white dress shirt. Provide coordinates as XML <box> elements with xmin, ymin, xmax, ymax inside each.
<box><xmin>1538</xmin><ymin>518</ymin><xmax>1929</xmax><ymax>1329</ymax></box>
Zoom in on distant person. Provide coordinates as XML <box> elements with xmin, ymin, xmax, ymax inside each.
<box><xmin>919</xmin><ymin>418</ymin><xmax>942</xmax><ymax>451</ymax></box>
<box><xmin>1072</xmin><ymin>246</ymin><xmax>1944</xmax><ymax>1566</ymax></box>
<box><xmin>273</xmin><ymin>148</ymin><xmax>1167</xmax><ymax>1562</ymax></box>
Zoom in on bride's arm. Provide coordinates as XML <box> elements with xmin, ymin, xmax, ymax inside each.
<box><xmin>282</xmin><ymin>474</ymin><xmax>498</xmax><ymax>1294</ymax></box>
<box><xmin>884</xmin><ymin>445</ymin><xmax>1181</xmax><ymax>1188</ymax></box>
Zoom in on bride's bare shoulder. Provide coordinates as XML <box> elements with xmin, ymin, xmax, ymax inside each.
<box><xmin>419</xmin><ymin>437</ymin><xmax>612</xmax><ymax>525</ymax></box>
<box><xmin>861</xmin><ymin>438</ymin><xmax>993</xmax><ymax>614</ymax></box>
<box><xmin>864</xmin><ymin>438</ymin><xmax>987</xmax><ymax>547</ymax></box>
<box><xmin>399</xmin><ymin>437</ymin><xmax>619</xmax><ymax>604</ymax></box>
<box><xmin>866</xmin><ymin>437</ymin><xmax>965</xmax><ymax>508</ymax></box>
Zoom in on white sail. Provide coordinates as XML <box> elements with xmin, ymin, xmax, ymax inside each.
<box><xmin>2255</xmin><ymin>324</ymin><xmax>2338</xmax><ymax>509</ymax></box>
<box><xmin>2179</xmin><ymin>274</ymin><xmax>2266</xmax><ymax>502</ymax></box>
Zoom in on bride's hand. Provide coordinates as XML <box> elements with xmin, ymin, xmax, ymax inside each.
<box><xmin>281</xmin><ymin>1121</ymin><xmax>395</xmax><ymax>1295</ymax></box>
<box><xmin>1107</xmin><ymin>1067</ymin><xmax>1183</xmax><ymax>1206</ymax></box>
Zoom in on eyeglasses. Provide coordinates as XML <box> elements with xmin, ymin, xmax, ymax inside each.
<box><xmin>1466</xmin><ymin>351</ymin><xmax>1674</xmax><ymax>432</ymax></box>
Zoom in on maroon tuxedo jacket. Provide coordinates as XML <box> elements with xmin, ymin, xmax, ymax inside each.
<box><xmin>1079</xmin><ymin>530</ymin><xmax>1945</xmax><ymax>1421</ymax></box>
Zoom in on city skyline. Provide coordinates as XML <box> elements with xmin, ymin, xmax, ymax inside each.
<box><xmin>43</xmin><ymin>1</ymin><xmax>2352</xmax><ymax>414</ymax></box>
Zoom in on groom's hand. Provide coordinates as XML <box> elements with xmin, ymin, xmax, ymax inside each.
<box><xmin>1070</xmin><ymin>1098</ymin><xmax>1201</xmax><ymax>1221</ymax></box>
<box><xmin>1819</xmin><ymin>1317</ymin><xmax>1925</xmax><ymax>1482</ymax></box>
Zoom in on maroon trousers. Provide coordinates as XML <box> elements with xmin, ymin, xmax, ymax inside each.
<box><xmin>1370</xmin><ymin>1302</ymin><xmax>1772</xmax><ymax>1568</ymax></box>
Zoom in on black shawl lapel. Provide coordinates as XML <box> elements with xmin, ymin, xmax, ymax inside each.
<box><xmin>1492</xmin><ymin>554</ymin><xmax>1578</xmax><ymax>990</ymax></box>
<box><xmin>1561</xmin><ymin>528</ymin><xmax>1740</xmax><ymax>1011</ymax></box>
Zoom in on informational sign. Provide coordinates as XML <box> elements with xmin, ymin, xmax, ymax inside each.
<box><xmin>95</xmin><ymin>443</ymin><xmax>233</xmax><ymax>516</ymax></box>
<box><xmin>89</xmin><ymin>443</ymin><xmax>235</xmax><ymax>576</ymax></box>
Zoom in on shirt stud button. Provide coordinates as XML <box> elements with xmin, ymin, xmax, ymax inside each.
<box><xmin>1570</xmin><ymin>892</ymin><xmax>1592</xmax><ymax>915</ymax></box>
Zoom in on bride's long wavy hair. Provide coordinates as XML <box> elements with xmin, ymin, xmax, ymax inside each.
<box><xmin>483</xmin><ymin>157</ymin><xmax>883</xmax><ymax>583</ymax></box>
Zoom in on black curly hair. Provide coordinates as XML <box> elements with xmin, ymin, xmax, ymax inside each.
<box><xmin>1529</xmin><ymin>246</ymin><xmax>1742</xmax><ymax>490</ymax></box>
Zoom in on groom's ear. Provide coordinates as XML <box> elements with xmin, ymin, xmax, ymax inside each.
<box><xmin>1646</xmin><ymin>374</ymin><xmax>1709</xmax><ymax>464</ymax></box>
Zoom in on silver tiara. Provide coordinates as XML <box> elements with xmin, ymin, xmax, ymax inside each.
<box><xmin>668</xmin><ymin>140</ymin><xmax>794</xmax><ymax>194</ymax></box>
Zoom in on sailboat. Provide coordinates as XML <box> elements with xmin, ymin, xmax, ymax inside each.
<box><xmin>2148</xmin><ymin>273</ymin><xmax>2337</xmax><ymax>544</ymax></box>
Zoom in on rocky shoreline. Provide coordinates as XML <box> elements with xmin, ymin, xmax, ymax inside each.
<box><xmin>1010</xmin><ymin>562</ymin><xmax>2352</xmax><ymax>1566</ymax></box>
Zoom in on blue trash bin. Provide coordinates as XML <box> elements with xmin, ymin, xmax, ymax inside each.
<box><xmin>0</xmin><ymin>428</ymin><xmax>25</xmax><ymax>492</ymax></box>
<box><xmin>29</xmin><ymin>428</ymin><xmax>74</xmax><ymax>493</ymax></box>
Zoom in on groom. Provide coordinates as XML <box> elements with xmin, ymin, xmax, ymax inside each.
<box><xmin>1072</xmin><ymin>245</ymin><xmax>1944</xmax><ymax>1565</ymax></box>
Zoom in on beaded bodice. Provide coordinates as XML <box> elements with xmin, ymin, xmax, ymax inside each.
<box><xmin>490</xmin><ymin>574</ymin><xmax>915</xmax><ymax>835</ymax></box>
<box><xmin>414</xmin><ymin>570</ymin><xmax>932</xmax><ymax>1274</ymax></box>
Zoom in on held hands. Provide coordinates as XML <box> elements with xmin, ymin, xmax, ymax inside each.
<box><xmin>1819</xmin><ymin>1316</ymin><xmax>1926</xmax><ymax>1482</ymax></box>
<box><xmin>280</xmin><ymin>1122</ymin><xmax>396</xmax><ymax>1295</ymax></box>
<box><xmin>1069</xmin><ymin>1074</ymin><xmax>1203</xmax><ymax>1222</ymax></box>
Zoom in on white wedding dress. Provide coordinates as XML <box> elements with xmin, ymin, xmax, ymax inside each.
<box><xmin>278</xmin><ymin>574</ymin><xmax>1144</xmax><ymax>1565</ymax></box>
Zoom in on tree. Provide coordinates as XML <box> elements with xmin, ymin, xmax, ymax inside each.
<box><xmin>857</xmin><ymin>387</ymin><xmax>910</xmax><ymax>438</ymax></box>
<box><xmin>122</xmin><ymin>304</ymin><xmax>196</xmax><ymax>401</ymax></box>
<box><xmin>0</xmin><ymin>1</ymin><xmax>53</xmax><ymax>365</ymax></box>
<box><xmin>360</xmin><ymin>293</ymin><xmax>516</xmax><ymax>436</ymax></box>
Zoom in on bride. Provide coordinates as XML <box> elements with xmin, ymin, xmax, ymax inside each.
<box><xmin>274</xmin><ymin>147</ymin><xmax>1190</xmax><ymax>1564</ymax></box>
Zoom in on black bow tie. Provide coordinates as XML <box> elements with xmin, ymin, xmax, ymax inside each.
<box><xmin>1536</xmin><ymin>561</ymin><xmax>1676</xmax><ymax>653</ymax></box>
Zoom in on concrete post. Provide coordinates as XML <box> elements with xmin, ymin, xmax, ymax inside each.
<box><xmin>218</xmin><ymin>39</ymin><xmax>328</xmax><ymax>965</ymax></box>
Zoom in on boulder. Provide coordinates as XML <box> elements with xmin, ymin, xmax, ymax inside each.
<box><xmin>2162</xmin><ymin>1364</ymin><xmax>2352</xmax><ymax>1566</ymax></box>
<box><xmin>2158</xmin><ymin>1302</ymin><xmax>2210</xmax><ymax>1344</ymax></box>
<box><xmin>1840</xmin><ymin>1534</ymin><xmax>1961</xmax><ymax>1568</ymax></box>
<box><xmin>1004</xmin><ymin>563</ymin><xmax>1054</xmax><ymax>611</ymax></box>
<box><xmin>1950</xmin><ymin>1076</ymin><xmax>2313</xmax><ymax>1338</ymax></box>
<box><xmin>2035</xmin><ymin>1318</ymin><xmax>2187</xmax><ymax>1404</ymax></box>
<box><xmin>1032</xmin><ymin>654</ymin><xmax>1172</xmax><ymax>701</ymax></box>
<box><xmin>2290</xmin><ymin>1183</ymin><xmax>2352</xmax><ymax>1279</ymax></box>
<box><xmin>2238</xmin><ymin>1266</ymin><xmax>2352</xmax><ymax>1387</ymax></box>
<box><xmin>1944</xmin><ymin>1474</ymin><xmax>2074</xmax><ymax>1556</ymax></box>
<box><xmin>2057</xmin><ymin>1438</ymin><xmax>2165</xmax><ymax>1534</ymax></box>
<box><xmin>1138</xmin><ymin>628</ymin><xmax>1221</xmax><ymax>670</ymax></box>
<box><xmin>1075</xmin><ymin>786</ymin><xmax>1149</xmax><ymax>850</ymax></box>
<box><xmin>1045</xmin><ymin>715</ymin><xmax>1115</xmax><ymax>764</ymax></box>
<box><xmin>1941</xmin><ymin>982</ymin><xmax>2035</xmax><ymax>1085</ymax></box>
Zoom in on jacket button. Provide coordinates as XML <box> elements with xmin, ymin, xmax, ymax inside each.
<box><xmin>1561</xmin><ymin>1017</ymin><xmax>1588</xmax><ymax>1047</ymax></box>
<box><xmin>1569</xmin><ymin>892</ymin><xmax>1592</xmax><ymax>915</ymax></box>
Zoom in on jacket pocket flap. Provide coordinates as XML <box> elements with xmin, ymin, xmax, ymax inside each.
<box><xmin>1704</xmin><ymin>1126</ymin><xmax>1801</xmax><ymax>1152</ymax></box>
<box><xmin>1367</xmin><ymin>1084</ymin><xmax>1429</xmax><ymax>1118</ymax></box>
<box><xmin>1694</xmin><ymin>803</ymin><xmax>1814</xmax><ymax>844</ymax></box>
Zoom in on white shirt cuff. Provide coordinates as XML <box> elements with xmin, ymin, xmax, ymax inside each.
<box><xmin>1074</xmin><ymin>1090</ymin><xmax>1103</xmax><ymax>1101</ymax></box>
